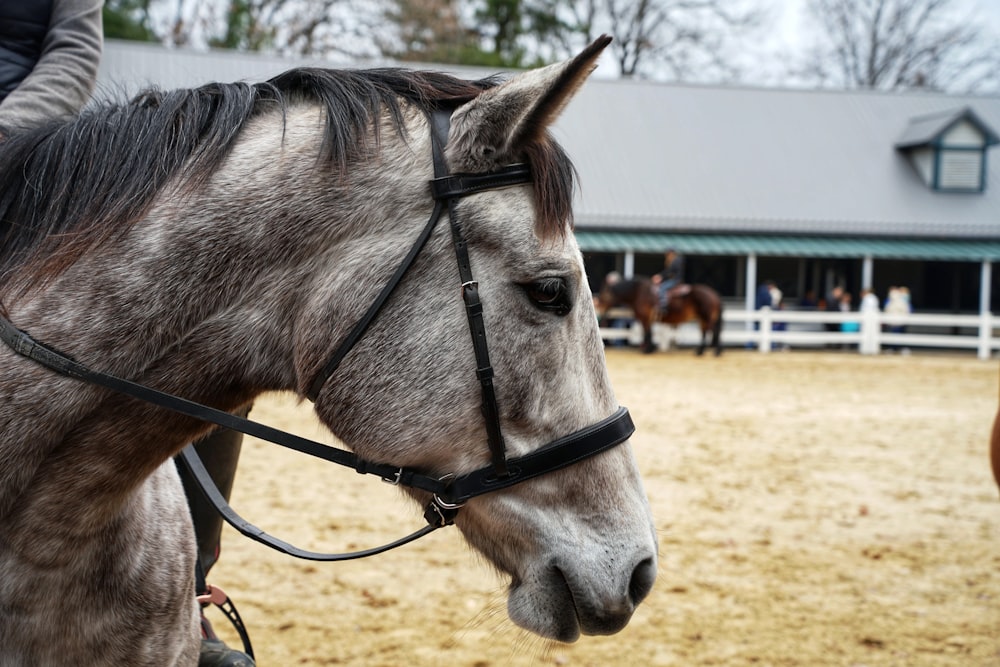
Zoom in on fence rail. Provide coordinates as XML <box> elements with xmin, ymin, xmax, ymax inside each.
<box><xmin>599</xmin><ymin>307</ymin><xmax>1000</xmax><ymax>359</ymax></box>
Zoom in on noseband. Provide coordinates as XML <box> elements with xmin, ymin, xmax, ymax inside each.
<box><xmin>0</xmin><ymin>109</ymin><xmax>634</xmax><ymax>560</ymax></box>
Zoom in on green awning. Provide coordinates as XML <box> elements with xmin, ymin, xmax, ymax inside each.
<box><xmin>573</xmin><ymin>231</ymin><xmax>1000</xmax><ymax>261</ymax></box>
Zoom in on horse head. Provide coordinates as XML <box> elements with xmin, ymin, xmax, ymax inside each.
<box><xmin>0</xmin><ymin>36</ymin><xmax>656</xmax><ymax>660</ymax></box>
<box><xmin>302</xmin><ymin>38</ymin><xmax>658</xmax><ymax>641</ymax></box>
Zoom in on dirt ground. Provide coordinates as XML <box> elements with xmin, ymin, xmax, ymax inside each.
<box><xmin>205</xmin><ymin>349</ymin><xmax>1000</xmax><ymax>666</ymax></box>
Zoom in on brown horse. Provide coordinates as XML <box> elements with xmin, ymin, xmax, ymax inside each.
<box><xmin>596</xmin><ymin>274</ymin><xmax>723</xmax><ymax>356</ymax></box>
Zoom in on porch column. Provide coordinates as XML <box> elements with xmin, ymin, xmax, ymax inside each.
<box><xmin>623</xmin><ymin>251</ymin><xmax>635</xmax><ymax>279</ymax></box>
<box><xmin>796</xmin><ymin>258</ymin><xmax>807</xmax><ymax>300</ymax></box>
<box><xmin>978</xmin><ymin>259</ymin><xmax>993</xmax><ymax>360</ymax></box>
<box><xmin>862</xmin><ymin>254</ymin><xmax>874</xmax><ymax>289</ymax></box>
<box><xmin>745</xmin><ymin>253</ymin><xmax>757</xmax><ymax>333</ymax></box>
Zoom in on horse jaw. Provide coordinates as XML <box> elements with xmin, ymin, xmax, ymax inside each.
<box><xmin>455</xmin><ymin>450</ymin><xmax>658</xmax><ymax>642</ymax></box>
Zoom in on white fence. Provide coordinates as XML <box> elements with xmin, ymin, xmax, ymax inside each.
<box><xmin>599</xmin><ymin>307</ymin><xmax>1000</xmax><ymax>359</ymax></box>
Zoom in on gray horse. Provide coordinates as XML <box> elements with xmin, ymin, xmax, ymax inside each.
<box><xmin>0</xmin><ymin>37</ymin><xmax>657</xmax><ymax>664</ymax></box>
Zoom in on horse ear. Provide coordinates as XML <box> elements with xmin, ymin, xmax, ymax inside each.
<box><xmin>445</xmin><ymin>35</ymin><xmax>612</xmax><ymax>171</ymax></box>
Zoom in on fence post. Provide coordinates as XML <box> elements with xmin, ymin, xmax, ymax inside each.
<box><xmin>860</xmin><ymin>307</ymin><xmax>880</xmax><ymax>355</ymax></box>
<box><xmin>655</xmin><ymin>323</ymin><xmax>671</xmax><ymax>351</ymax></box>
<box><xmin>978</xmin><ymin>260</ymin><xmax>992</xmax><ymax>360</ymax></box>
<box><xmin>759</xmin><ymin>307</ymin><xmax>772</xmax><ymax>354</ymax></box>
<box><xmin>978</xmin><ymin>311</ymin><xmax>992</xmax><ymax>360</ymax></box>
<box><xmin>629</xmin><ymin>320</ymin><xmax>644</xmax><ymax>347</ymax></box>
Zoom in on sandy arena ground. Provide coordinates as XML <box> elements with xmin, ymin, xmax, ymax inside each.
<box><xmin>205</xmin><ymin>349</ymin><xmax>1000</xmax><ymax>666</ymax></box>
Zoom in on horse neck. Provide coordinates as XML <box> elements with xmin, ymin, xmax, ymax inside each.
<box><xmin>0</xmin><ymin>104</ymin><xmax>433</xmax><ymax>524</ymax></box>
<box><xmin>609</xmin><ymin>280</ymin><xmax>647</xmax><ymax>305</ymax></box>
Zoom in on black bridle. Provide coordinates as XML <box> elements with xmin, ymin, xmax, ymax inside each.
<box><xmin>0</xmin><ymin>109</ymin><xmax>634</xmax><ymax>561</ymax></box>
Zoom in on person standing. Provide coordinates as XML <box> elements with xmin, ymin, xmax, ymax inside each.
<box><xmin>860</xmin><ymin>287</ymin><xmax>880</xmax><ymax>313</ymax></box>
<box><xmin>883</xmin><ymin>286</ymin><xmax>912</xmax><ymax>352</ymax></box>
<box><xmin>755</xmin><ymin>279</ymin><xmax>774</xmax><ymax>311</ymax></box>
<box><xmin>823</xmin><ymin>284</ymin><xmax>844</xmax><ymax>347</ymax></box>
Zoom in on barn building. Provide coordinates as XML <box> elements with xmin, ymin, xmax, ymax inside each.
<box><xmin>98</xmin><ymin>40</ymin><xmax>1000</xmax><ymax>317</ymax></box>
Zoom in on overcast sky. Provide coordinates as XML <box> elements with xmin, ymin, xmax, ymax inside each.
<box><xmin>589</xmin><ymin>0</ymin><xmax>1000</xmax><ymax>87</ymax></box>
<box><xmin>771</xmin><ymin>0</ymin><xmax>1000</xmax><ymax>49</ymax></box>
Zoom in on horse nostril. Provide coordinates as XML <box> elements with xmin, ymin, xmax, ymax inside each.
<box><xmin>628</xmin><ymin>557</ymin><xmax>656</xmax><ymax>606</ymax></box>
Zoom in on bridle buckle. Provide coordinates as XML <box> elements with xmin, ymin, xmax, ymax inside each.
<box><xmin>381</xmin><ymin>468</ymin><xmax>403</xmax><ymax>485</ymax></box>
<box><xmin>431</xmin><ymin>473</ymin><xmax>465</xmax><ymax>511</ymax></box>
<box><xmin>424</xmin><ymin>500</ymin><xmax>459</xmax><ymax>527</ymax></box>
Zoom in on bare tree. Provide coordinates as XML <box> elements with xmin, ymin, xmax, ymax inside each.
<box><xmin>522</xmin><ymin>0</ymin><xmax>764</xmax><ymax>80</ymax></box>
<box><xmin>797</xmin><ymin>0</ymin><xmax>1000</xmax><ymax>93</ymax></box>
<box><xmin>212</xmin><ymin>0</ymin><xmax>384</xmax><ymax>57</ymax></box>
<box><xmin>133</xmin><ymin>0</ymin><xmax>770</xmax><ymax>78</ymax></box>
<box><xmin>381</xmin><ymin>0</ymin><xmax>481</xmax><ymax>63</ymax></box>
<box><xmin>598</xmin><ymin>0</ymin><xmax>763</xmax><ymax>80</ymax></box>
<box><xmin>525</xmin><ymin>0</ymin><xmax>600</xmax><ymax>58</ymax></box>
<box><xmin>138</xmin><ymin>0</ymin><xmax>383</xmax><ymax>58</ymax></box>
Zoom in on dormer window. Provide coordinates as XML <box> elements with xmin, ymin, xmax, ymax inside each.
<box><xmin>896</xmin><ymin>107</ymin><xmax>999</xmax><ymax>193</ymax></box>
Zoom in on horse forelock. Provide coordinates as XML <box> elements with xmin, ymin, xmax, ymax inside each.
<box><xmin>0</xmin><ymin>67</ymin><xmax>498</xmax><ymax>301</ymax></box>
<box><xmin>524</xmin><ymin>134</ymin><xmax>576</xmax><ymax>241</ymax></box>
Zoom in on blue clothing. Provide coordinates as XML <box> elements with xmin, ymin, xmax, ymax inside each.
<box><xmin>657</xmin><ymin>278</ymin><xmax>679</xmax><ymax>306</ymax></box>
<box><xmin>656</xmin><ymin>254</ymin><xmax>684</xmax><ymax>307</ymax></box>
<box><xmin>755</xmin><ymin>283</ymin><xmax>773</xmax><ymax>310</ymax></box>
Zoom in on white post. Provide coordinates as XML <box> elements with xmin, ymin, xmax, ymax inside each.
<box><xmin>978</xmin><ymin>259</ymin><xmax>993</xmax><ymax>360</ymax></box>
<box><xmin>745</xmin><ymin>253</ymin><xmax>757</xmax><ymax>335</ymax></box>
<box><xmin>628</xmin><ymin>320</ymin><xmax>644</xmax><ymax>347</ymax></box>
<box><xmin>862</xmin><ymin>255</ymin><xmax>874</xmax><ymax>289</ymax></box>
<box><xmin>759</xmin><ymin>306</ymin><xmax>772</xmax><ymax>353</ymax></box>
<box><xmin>860</xmin><ymin>306</ymin><xmax>879</xmax><ymax>355</ymax></box>
<box><xmin>623</xmin><ymin>251</ymin><xmax>635</xmax><ymax>279</ymax></box>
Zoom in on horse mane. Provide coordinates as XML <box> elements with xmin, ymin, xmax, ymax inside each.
<box><xmin>0</xmin><ymin>66</ymin><xmax>575</xmax><ymax>302</ymax></box>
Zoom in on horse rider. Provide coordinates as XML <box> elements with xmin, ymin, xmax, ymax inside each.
<box><xmin>651</xmin><ymin>248</ymin><xmax>685</xmax><ymax>310</ymax></box>
<box><xmin>0</xmin><ymin>3</ymin><xmax>252</xmax><ymax>664</ymax></box>
<box><xmin>0</xmin><ymin>0</ymin><xmax>101</xmax><ymax>136</ymax></box>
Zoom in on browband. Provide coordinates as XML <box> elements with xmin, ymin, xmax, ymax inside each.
<box><xmin>430</xmin><ymin>165</ymin><xmax>532</xmax><ymax>201</ymax></box>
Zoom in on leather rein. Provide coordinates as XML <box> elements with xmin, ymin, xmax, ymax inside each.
<box><xmin>0</xmin><ymin>109</ymin><xmax>635</xmax><ymax>561</ymax></box>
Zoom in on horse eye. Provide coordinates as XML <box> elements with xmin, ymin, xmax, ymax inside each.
<box><xmin>522</xmin><ymin>278</ymin><xmax>571</xmax><ymax>315</ymax></box>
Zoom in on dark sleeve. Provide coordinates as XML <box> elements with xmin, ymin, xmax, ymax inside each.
<box><xmin>0</xmin><ymin>0</ymin><xmax>103</xmax><ymax>130</ymax></box>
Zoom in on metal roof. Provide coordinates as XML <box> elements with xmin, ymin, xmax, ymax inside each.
<box><xmin>552</xmin><ymin>80</ymin><xmax>1000</xmax><ymax>240</ymax></box>
<box><xmin>895</xmin><ymin>107</ymin><xmax>1000</xmax><ymax>148</ymax></box>
<box><xmin>97</xmin><ymin>41</ymin><xmax>1000</xmax><ymax>244</ymax></box>
<box><xmin>574</xmin><ymin>231</ymin><xmax>1000</xmax><ymax>261</ymax></box>
<box><xmin>96</xmin><ymin>39</ymin><xmax>500</xmax><ymax>94</ymax></box>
